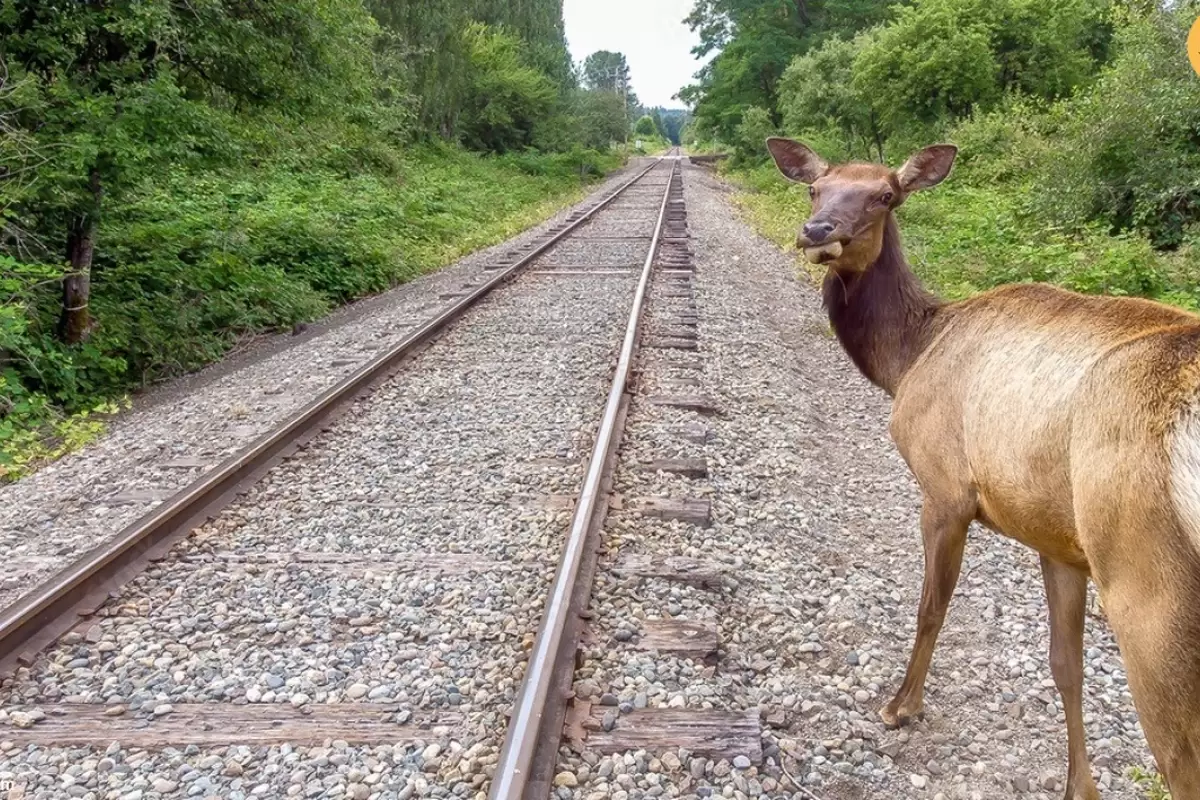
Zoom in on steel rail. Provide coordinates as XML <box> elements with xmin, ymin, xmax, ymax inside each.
<box><xmin>488</xmin><ymin>156</ymin><xmax>680</xmax><ymax>799</ymax></box>
<box><xmin>0</xmin><ymin>156</ymin><xmax>672</xmax><ymax>673</ymax></box>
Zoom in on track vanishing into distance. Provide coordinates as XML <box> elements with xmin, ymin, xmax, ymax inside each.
<box><xmin>0</xmin><ymin>151</ymin><xmax>728</xmax><ymax>800</ymax></box>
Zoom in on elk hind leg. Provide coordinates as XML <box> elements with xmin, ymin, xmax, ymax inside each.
<box><xmin>1040</xmin><ymin>556</ymin><xmax>1099</xmax><ymax>800</ymax></box>
<box><xmin>881</xmin><ymin>496</ymin><xmax>971</xmax><ymax>727</ymax></box>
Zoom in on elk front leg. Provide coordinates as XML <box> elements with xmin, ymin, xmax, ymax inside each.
<box><xmin>1040</xmin><ymin>557</ymin><xmax>1100</xmax><ymax>800</ymax></box>
<box><xmin>881</xmin><ymin>497</ymin><xmax>970</xmax><ymax>727</ymax></box>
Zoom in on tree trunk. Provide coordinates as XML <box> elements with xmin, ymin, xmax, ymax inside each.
<box><xmin>58</xmin><ymin>168</ymin><xmax>102</xmax><ymax>344</ymax></box>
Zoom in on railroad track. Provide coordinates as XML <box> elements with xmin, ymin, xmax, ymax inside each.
<box><xmin>0</xmin><ymin>149</ymin><xmax>737</xmax><ymax>799</ymax></box>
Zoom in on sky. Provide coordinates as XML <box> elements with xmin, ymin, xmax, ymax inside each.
<box><xmin>563</xmin><ymin>0</ymin><xmax>710</xmax><ymax>109</ymax></box>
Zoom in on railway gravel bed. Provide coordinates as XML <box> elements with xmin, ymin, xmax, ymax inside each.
<box><xmin>0</xmin><ymin>161</ymin><xmax>648</xmax><ymax>611</ymax></box>
<box><xmin>552</xmin><ymin>163</ymin><xmax>1150</xmax><ymax>800</ymax></box>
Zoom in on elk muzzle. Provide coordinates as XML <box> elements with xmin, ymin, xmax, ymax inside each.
<box><xmin>797</xmin><ymin>218</ymin><xmax>845</xmax><ymax>265</ymax></box>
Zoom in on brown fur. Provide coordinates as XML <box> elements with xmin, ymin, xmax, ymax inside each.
<box><xmin>766</xmin><ymin>137</ymin><xmax>1200</xmax><ymax>799</ymax></box>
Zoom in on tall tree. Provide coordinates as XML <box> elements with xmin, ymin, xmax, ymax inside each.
<box><xmin>581</xmin><ymin>50</ymin><xmax>640</xmax><ymax>110</ymax></box>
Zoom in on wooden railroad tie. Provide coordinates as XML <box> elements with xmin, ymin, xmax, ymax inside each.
<box><xmin>1</xmin><ymin>704</ymin><xmax>462</xmax><ymax>749</ymax></box>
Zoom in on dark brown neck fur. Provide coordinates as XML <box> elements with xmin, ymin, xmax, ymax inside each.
<box><xmin>822</xmin><ymin>214</ymin><xmax>940</xmax><ymax>395</ymax></box>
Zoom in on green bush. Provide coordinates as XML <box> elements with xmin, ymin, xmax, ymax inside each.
<box><xmin>853</xmin><ymin>0</ymin><xmax>1110</xmax><ymax>135</ymax></box>
<box><xmin>1128</xmin><ymin>766</ymin><xmax>1171</xmax><ymax>800</ymax></box>
<box><xmin>779</xmin><ymin>33</ymin><xmax>884</xmax><ymax>162</ymax></box>
<box><xmin>1028</xmin><ymin>4</ymin><xmax>1200</xmax><ymax>248</ymax></box>
<box><xmin>458</xmin><ymin>23</ymin><xmax>558</xmax><ymax>154</ymax></box>
<box><xmin>732</xmin><ymin>107</ymin><xmax>778</xmax><ymax>166</ymax></box>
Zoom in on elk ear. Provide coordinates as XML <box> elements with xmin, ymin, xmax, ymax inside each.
<box><xmin>897</xmin><ymin>144</ymin><xmax>958</xmax><ymax>193</ymax></box>
<box><xmin>765</xmin><ymin>137</ymin><xmax>829</xmax><ymax>184</ymax></box>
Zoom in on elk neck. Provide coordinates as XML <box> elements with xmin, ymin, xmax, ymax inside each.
<box><xmin>822</xmin><ymin>213</ymin><xmax>941</xmax><ymax>396</ymax></box>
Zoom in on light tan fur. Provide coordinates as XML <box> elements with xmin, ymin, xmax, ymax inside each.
<box><xmin>765</xmin><ymin>136</ymin><xmax>1200</xmax><ymax>799</ymax></box>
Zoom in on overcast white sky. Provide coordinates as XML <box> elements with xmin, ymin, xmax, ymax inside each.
<box><xmin>563</xmin><ymin>0</ymin><xmax>709</xmax><ymax>108</ymax></box>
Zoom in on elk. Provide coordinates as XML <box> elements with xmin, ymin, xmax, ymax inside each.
<box><xmin>765</xmin><ymin>136</ymin><xmax>1200</xmax><ymax>799</ymax></box>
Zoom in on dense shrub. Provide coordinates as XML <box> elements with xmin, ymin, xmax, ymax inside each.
<box><xmin>853</xmin><ymin>0</ymin><xmax>1109</xmax><ymax>136</ymax></box>
<box><xmin>1029</xmin><ymin>4</ymin><xmax>1200</xmax><ymax>248</ymax></box>
<box><xmin>778</xmin><ymin>33</ymin><xmax>883</xmax><ymax>162</ymax></box>
<box><xmin>732</xmin><ymin>106</ymin><xmax>778</xmax><ymax>166</ymax></box>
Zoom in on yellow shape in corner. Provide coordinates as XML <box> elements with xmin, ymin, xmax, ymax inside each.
<box><xmin>1191</xmin><ymin>16</ymin><xmax>1200</xmax><ymax>77</ymax></box>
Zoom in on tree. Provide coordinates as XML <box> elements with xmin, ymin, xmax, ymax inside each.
<box><xmin>368</xmin><ymin>0</ymin><xmax>574</xmax><ymax>139</ymax></box>
<box><xmin>582</xmin><ymin>50</ymin><xmax>630</xmax><ymax>92</ymax></box>
<box><xmin>779</xmin><ymin>33</ymin><xmax>884</xmax><ymax>160</ymax></box>
<box><xmin>458</xmin><ymin>23</ymin><xmax>557</xmax><ymax>153</ymax></box>
<box><xmin>679</xmin><ymin>0</ymin><xmax>903</xmax><ymax>141</ymax></box>
<box><xmin>650</xmin><ymin>108</ymin><xmax>668</xmax><ymax>139</ymax></box>
<box><xmin>569</xmin><ymin>89</ymin><xmax>629</xmax><ymax>149</ymax></box>
<box><xmin>655</xmin><ymin>108</ymin><xmax>691</xmax><ymax>145</ymax></box>
<box><xmin>0</xmin><ymin>0</ymin><xmax>379</xmax><ymax>343</ymax></box>
<box><xmin>581</xmin><ymin>50</ymin><xmax>640</xmax><ymax>109</ymax></box>
<box><xmin>1030</xmin><ymin>3</ymin><xmax>1200</xmax><ymax>246</ymax></box>
<box><xmin>634</xmin><ymin>115</ymin><xmax>659</xmax><ymax>137</ymax></box>
<box><xmin>732</xmin><ymin>106</ymin><xmax>777</xmax><ymax>164</ymax></box>
<box><xmin>853</xmin><ymin>0</ymin><xmax>1110</xmax><ymax>134</ymax></box>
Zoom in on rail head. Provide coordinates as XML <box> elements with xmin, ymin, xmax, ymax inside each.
<box><xmin>487</xmin><ymin>158</ymin><xmax>681</xmax><ymax>799</ymax></box>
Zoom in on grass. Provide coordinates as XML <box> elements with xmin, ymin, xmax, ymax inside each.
<box><xmin>724</xmin><ymin>162</ymin><xmax>1199</xmax><ymax>311</ymax></box>
<box><xmin>1129</xmin><ymin>767</ymin><xmax>1171</xmax><ymax>799</ymax></box>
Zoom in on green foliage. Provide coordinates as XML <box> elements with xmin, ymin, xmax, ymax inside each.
<box><xmin>1128</xmin><ymin>766</ymin><xmax>1171</xmax><ymax>800</ymax></box>
<box><xmin>367</xmin><ymin>0</ymin><xmax>572</xmax><ymax>137</ymax></box>
<box><xmin>1028</xmin><ymin>3</ymin><xmax>1200</xmax><ymax>248</ymax></box>
<box><xmin>680</xmin><ymin>0</ymin><xmax>903</xmax><ymax>141</ymax></box>
<box><xmin>653</xmin><ymin>108</ymin><xmax>690</xmax><ymax>145</ymax></box>
<box><xmin>458</xmin><ymin>23</ymin><xmax>557</xmax><ymax>153</ymax></box>
<box><xmin>634</xmin><ymin>115</ymin><xmax>659</xmax><ymax>137</ymax></box>
<box><xmin>0</xmin><ymin>254</ymin><xmax>122</xmax><ymax>478</ymax></box>
<box><xmin>779</xmin><ymin>32</ymin><xmax>883</xmax><ymax>161</ymax></box>
<box><xmin>853</xmin><ymin>0</ymin><xmax>1110</xmax><ymax>137</ymax></box>
<box><xmin>582</xmin><ymin>51</ymin><xmax>636</xmax><ymax>102</ymax></box>
<box><xmin>563</xmin><ymin>90</ymin><xmax>630</xmax><ymax>150</ymax></box>
<box><xmin>732</xmin><ymin>106</ymin><xmax>778</xmax><ymax>165</ymax></box>
<box><xmin>757</xmin><ymin>0</ymin><xmax>1196</xmax><ymax>250</ymax></box>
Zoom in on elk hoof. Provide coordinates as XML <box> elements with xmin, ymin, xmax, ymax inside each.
<box><xmin>879</xmin><ymin>702</ymin><xmax>922</xmax><ymax>729</ymax></box>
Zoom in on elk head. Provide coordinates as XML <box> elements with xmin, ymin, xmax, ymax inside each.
<box><xmin>765</xmin><ymin>137</ymin><xmax>958</xmax><ymax>272</ymax></box>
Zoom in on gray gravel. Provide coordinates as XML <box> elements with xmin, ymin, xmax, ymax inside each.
<box><xmin>555</xmin><ymin>163</ymin><xmax>1151</xmax><ymax>800</ymax></box>
<box><xmin>0</xmin><ymin>159</ymin><xmax>653</xmax><ymax>612</ymax></box>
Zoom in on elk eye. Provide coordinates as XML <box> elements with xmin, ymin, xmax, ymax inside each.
<box><xmin>880</xmin><ymin>191</ymin><xmax>894</xmax><ymax>205</ymax></box>
<box><xmin>808</xmin><ymin>185</ymin><xmax>815</xmax><ymax>199</ymax></box>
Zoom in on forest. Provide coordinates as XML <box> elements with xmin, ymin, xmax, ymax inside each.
<box><xmin>683</xmin><ymin>0</ymin><xmax>1199</xmax><ymax>339</ymax></box>
<box><xmin>0</xmin><ymin>0</ymin><xmax>685</xmax><ymax>477</ymax></box>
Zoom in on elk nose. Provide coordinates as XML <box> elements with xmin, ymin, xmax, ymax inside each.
<box><xmin>803</xmin><ymin>221</ymin><xmax>835</xmax><ymax>243</ymax></box>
